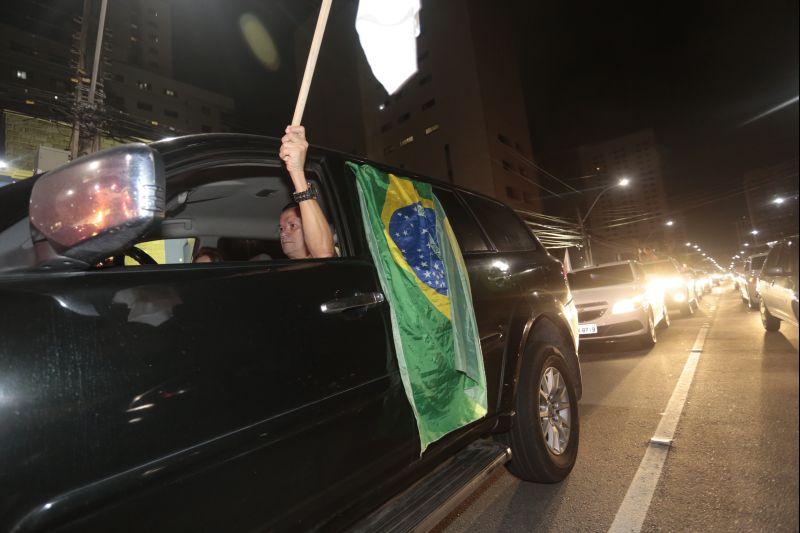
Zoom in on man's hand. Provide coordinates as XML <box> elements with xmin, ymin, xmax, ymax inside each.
<box><xmin>279</xmin><ymin>125</ymin><xmax>308</xmax><ymax>177</ymax></box>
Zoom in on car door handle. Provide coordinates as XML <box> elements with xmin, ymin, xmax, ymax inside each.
<box><xmin>320</xmin><ymin>292</ymin><xmax>385</xmax><ymax>314</ymax></box>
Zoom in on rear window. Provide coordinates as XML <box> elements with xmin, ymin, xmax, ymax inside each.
<box><xmin>642</xmin><ymin>261</ymin><xmax>679</xmax><ymax>277</ymax></box>
<box><xmin>750</xmin><ymin>255</ymin><xmax>767</xmax><ymax>271</ymax></box>
<box><xmin>433</xmin><ymin>187</ymin><xmax>488</xmax><ymax>252</ymax></box>
<box><xmin>461</xmin><ymin>193</ymin><xmax>536</xmax><ymax>252</ymax></box>
<box><xmin>568</xmin><ymin>264</ymin><xmax>634</xmax><ymax>290</ymax></box>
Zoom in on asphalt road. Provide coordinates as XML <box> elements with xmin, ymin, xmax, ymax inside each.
<box><xmin>436</xmin><ymin>283</ymin><xmax>799</xmax><ymax>532</ymax></box>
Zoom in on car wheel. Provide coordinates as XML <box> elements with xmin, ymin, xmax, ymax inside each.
<box><xmin>500</xmin><ymin>330</ymin><xmax>579</xmax><ymax>483</ymax></box>
<box><xmin>638</xmin><ymin>312</ymin><xmax>657</xmax><ymax>349</ymax></box>
<box><xmin>659</xmin><ymin>306</ymin><xmax>671</xmax><ymax>329</ymax></box>
<box><xmin>760</xmin><ymin>300</ymin><xmax>781</xmax><ymax>332</ymax></box>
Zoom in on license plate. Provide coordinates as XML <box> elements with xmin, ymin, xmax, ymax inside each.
<box><xmin>579</xmin><ymin>324</ymin><xmax>598</xmax><ymax>335</ymax></box>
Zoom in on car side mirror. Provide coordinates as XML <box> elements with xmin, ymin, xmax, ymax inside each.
<box><xmin>29</xmin><ymin>144</ymin><xmax>165</xmax><ymax>267</ymax></box>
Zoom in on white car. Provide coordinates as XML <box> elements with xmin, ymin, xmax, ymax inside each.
<box><xmin>568</xmin><ymin>260</ymin><xmax>669</xmax><ymax>348</ymax></box>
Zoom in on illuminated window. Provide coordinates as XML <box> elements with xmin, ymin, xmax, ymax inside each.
<box><xmin>400</xmin><ymin>136</ymin><xmax>414</xmax><ymax>146</ymax></box>
<box><xmin>137</xmin><ymin>81</ymin><xmax>151</xmax><ymax>91</ymax></box>
<box><xmin>164</xmin><ymin>88</ymin><xmax>177</xmax><ymax>97</ymax></box>
<box><xmin>15</xmin><ymin>70</ymin><xmax>27</xmax><ymax>80</ymax></box>
<box><xmin>425</xmin><ymin>124</ymin><xmax>439</xmax><ymax>135</ymax></box>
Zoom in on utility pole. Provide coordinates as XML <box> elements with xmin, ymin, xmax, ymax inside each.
<box><xmin>69</xmin><ymin>0</ymin><xmax>109</xmax><ymax>159</ymax></box>
<box><xmin>69</xmin><ymin>0</ymin><xmax>92</xmax><ymax>159</ymax></box>
<box><xmin>577</xmin><ymin>206</ymin><xmax>594</xmax><ymax>267</ymax></box>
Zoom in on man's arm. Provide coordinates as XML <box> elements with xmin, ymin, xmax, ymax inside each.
<box><xmin>279</xmin><ymin>125</ymin><xmax>335</xmax><ymax>258</ymax></box>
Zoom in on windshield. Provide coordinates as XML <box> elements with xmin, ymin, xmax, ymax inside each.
<box><xmin>642</xmin><ymin>261</ymin><xmax>679</xmax><ymax>278</ymax></box>
<box><xmin>568</xmin><ymin>264</ymin><xmax>634</xmax><ymax>290</ymax></box>
<box><xmin>750</xmin><ymin>255</ymin><xmax>767</xmax><ymax>271</ymax></box>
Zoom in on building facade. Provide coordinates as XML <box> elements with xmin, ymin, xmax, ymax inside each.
<box><xmin>296</xmin><ymin>0</ymin><xmax>542</xmax><ymax>211</ymax></box>
<box><xmin>576</xmin><ymin>129</ymin><xmax>670</xmax><ymax>263</ymax></box>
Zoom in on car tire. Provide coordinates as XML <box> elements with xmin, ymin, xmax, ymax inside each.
<box><xmin>760</xmin><ymin>301</ymin><xmax>781</xmax><ymax>332</ymax></box>
<box><xmin>638</xmin><ymin>312</ymin><xmax>657</xmax><ymax>349</ymax></box>
<box><xmin>500</xmin><ymin>328</ymin><xmax>579</xmax><ymax>483</ymax></box>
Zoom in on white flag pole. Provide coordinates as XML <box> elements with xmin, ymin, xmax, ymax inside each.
<box><xmin>292</xmin><ymin>0</ymin><xmax>333</xmax><ymax>126</ymax></box>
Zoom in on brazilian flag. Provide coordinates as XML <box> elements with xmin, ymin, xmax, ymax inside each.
<box><xmin>348</xmin><ymin>162</ymin><xmax>488</xmax><ymax>453</ymax></box>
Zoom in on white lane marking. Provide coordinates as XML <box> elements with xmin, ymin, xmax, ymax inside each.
<box><xmin>607</xmin><ymin>300</ymin><xmax>716</xmax><ymax>533</ymax></box>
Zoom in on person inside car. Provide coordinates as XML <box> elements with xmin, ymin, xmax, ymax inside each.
<box><xmin>278</xmin><ymin>125</ymin><xmax>335</xmax><ymax>259</ymax></box>
<box><xmin>193</xmin><ymin>247</ymin><xmax>221</xmax><ymax>263</ymax></box>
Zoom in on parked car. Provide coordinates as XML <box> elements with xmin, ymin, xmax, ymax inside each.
<box><xmin>0</xmin><ymin>136</ymin><xmax>583</xmax><ymax>532</ymax></box>
<box><xmin>641</xmin><ymin>258</ymin><xmax>698</xmax><ymax>315</ymax></box>
<box><xmin>739</xmin><ymin>252</ymin><xmax>769</xmax><ymax>310</ymax></box>
<box><xmin>688</xmin><ymin>268</ymin><xmax>710</xmax><ymax>298</ymax></box>
<box><xmin>757</xmin><ymin>239</ymin><xmax>799</xmax><ymax>331</ymax></box>
<box><xmin>568</xmin><ymin>260</ymin><xmax>669</xmax><ymax>348</ymax></box>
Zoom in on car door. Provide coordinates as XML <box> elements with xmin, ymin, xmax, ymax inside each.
<box><xmin>772</xmin><ymin>242</ymin><xmax>798</xmax><ymax>323</ymax></box>
<box><xmin>759</xmin><ymin>246</ymin><xmax>782</xmax><ymax>315</ymax></box>
<box><xmin>0</xmin><ymin>155</ymin><xmax>419</xmax><ymax>532</ymax></box>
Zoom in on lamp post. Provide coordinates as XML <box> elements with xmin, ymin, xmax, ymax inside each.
<box><xmin>577</xmin><ymin>177</ymin><xmax>630</xmax><ymax>266</ymax></box>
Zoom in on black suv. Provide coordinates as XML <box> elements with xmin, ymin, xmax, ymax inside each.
<box><xmin>757</xmin><ymin>239</ymin><xmax>798</xmax><ymax>331</ymax></box>
<box><xmin>0</xmin><ymin>135</ymin><xmax>581</xmax><ymax>532</ymax></box>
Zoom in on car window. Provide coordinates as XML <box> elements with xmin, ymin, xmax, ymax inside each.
<box><xmin>568</xmin><ymin>264</ymin><xmax>634</xmax><ymax>290</ymax></box>
<box><xmin>460</xmin><ymin>193</ymin><xmax>537</xmax><ymax>252</ymax></box>
<box><xmin>432</xmin><ymin>187</ymin><xmax>489</xmax><ymax>252</ymax></box>
<box><xmin>762</xmin><ymin>248</ymin><xmax>781</xmax><ymax>273</ymax></box>
<box><xmin>778</xmin><ymin>243</ymin><xmax>794</xmax><ymax>272</ymax></box>
<box><xmin>642</xmin><ymin>261</ymin><xmax>679</xmax><ymax>277</ymax></box>
<box><xmin>123</xmin><ymin>164</ymin><xmax>339</xmax><ymax>266</ymax></box>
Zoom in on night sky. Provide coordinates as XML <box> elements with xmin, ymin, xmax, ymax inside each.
<box><xmin>166</xmin><ymin>0</ymin><xmax>797</xmax><ymax>259</ymax></box>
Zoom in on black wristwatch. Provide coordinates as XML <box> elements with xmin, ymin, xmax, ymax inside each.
<box><xmin>292</xmin><ymin>182</ymin><xmax>319</xmax><ymax>203</ymax></box>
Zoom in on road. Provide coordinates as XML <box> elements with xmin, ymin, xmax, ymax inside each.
<box><xmin>437</xmin><ymin>283</ymin><xmax>799</xmax><ymax>532</ymax></box>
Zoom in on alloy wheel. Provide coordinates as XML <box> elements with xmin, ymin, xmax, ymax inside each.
<box><xmin>538</xmin><ymin>366</ymin><xmax>571</xmax><ymax>455</ymax></box>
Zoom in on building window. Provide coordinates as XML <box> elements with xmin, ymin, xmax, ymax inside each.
<box><xmin>422</xmin><ymin>98</ymin><xmax>436</xmax><ymax>111</ymax></box>
<box><xmin>506</xmin><ymin>186</ymin><xmax>521</xmax><ymax>200</ymax></box>
<box><xmin>137</xmin><ymin>81</ymin><xmax>151</xmax><ymax>91</ymax></box>
<box><xmin>15</xmin><ymin>70</ymin><xmax>27</xmax><ymax>80</ymax></box>
<box><xmin>164</xmin><ymin>88</ymin><xmax>177</xmax><ymax>97</ymax></box>
<box><xmin>425</xmin><ymin>124</ymin><xmax>439</xmax><ymax>135</ymax></box>
<box><xmin>418</xmin><ymin>73</ymin><xmax>432</xmax><ymax>86</ymax></box>
<box><xmin>400</xmin><ymin>135</ymin><xmax>414</xmax><ymax>147</ymax></box>
<box><xmin>137</xmin><ymin>101</ymin><xmax>153</xmax><ymax>111</ymax></box>
<box><xmin>398</xmin><ymin>112</ymin><xmax>411</xmax><ymax>124</ymax></box>
<box><xmin>380</xmin><ymin>122</ymin><xmax>392</xmax><ymax>133</ymax></box>
<box><xmin>164</xmin><ymin>109</ymin><xmax>179</xmax><ymax>118</ymax></box>
<box><xmin>497</xmin><ymin>133</ymin><xmax>512</xmax><ymax>146</ymax></box>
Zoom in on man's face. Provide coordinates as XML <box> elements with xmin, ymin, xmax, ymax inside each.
<box><xmin>279</xmin><ymin>207</ymin><xmax>308</xmax><ymax>259</ymax></box>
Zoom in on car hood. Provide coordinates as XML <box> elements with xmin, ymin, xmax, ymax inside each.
<box><xmin>571</xmin><ymin>284</ymin><xmax>642</xmax><ymax>305</ymax></box>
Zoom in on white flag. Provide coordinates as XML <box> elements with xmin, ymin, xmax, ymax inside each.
<box><xmin>356</xmin><ymin>0</ymin><xmax>421</xmax><ymax>94</ymax></box>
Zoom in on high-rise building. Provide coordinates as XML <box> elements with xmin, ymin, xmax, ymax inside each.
<box><xmin>743</xmin><ymin>159</ymin><xmax>799</xmax><ymax>243</ymax></box>
<box><xmin>296</xmin><ymin>0</ymin><xmax>542</xmax><ymax>211</ymax></box>
<box><xmin>575</xmin><ymin>129</ymin><xmax>670</xmax><ymax>262</ymax></box>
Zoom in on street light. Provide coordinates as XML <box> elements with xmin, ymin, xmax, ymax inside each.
<box><xmin>577</xmin><ymin>177</ymin><xmax>631</xmax><ymax>266</ymax></box>
<box><xmin>685</xmin><ymin>242</ymin><xmax>692</xmax><ymax>246</ymax></box>
<box><xmin>773</xmin><ymin>197</ymin><xmax>785</xmax><ymax>205</ymax></box>
<box><xmin>665</xmin><ymin>220</ymin><xmax>675</xmax><ymax>226</ymax></box>
<box><xmin>743</xmin><ymin>243</ymin><xmax>749</xmax><ymax>247</ymax></box>
<box><xmin>750</xmin><ymin>229</ymin><xmax>759</xmax><ymax>235</ymax></box>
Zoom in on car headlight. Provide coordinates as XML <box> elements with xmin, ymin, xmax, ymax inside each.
<box><xmin>612</xmin><ymin>296</ymin><xmax>643</xmax><ymax>314</ymax></box>
<box><xmin>672</xmin><ymin>292</ymin><xmax>686</xmax><ymax>302</ymax></box>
